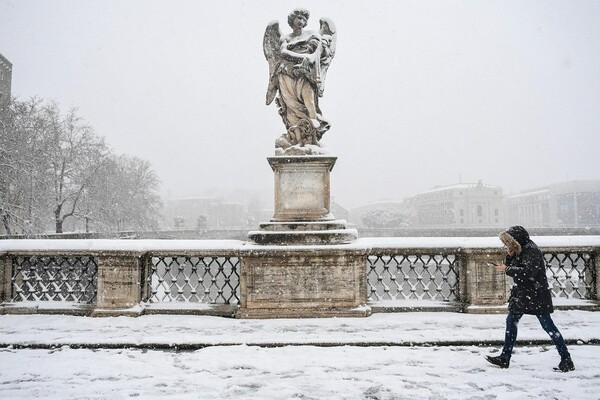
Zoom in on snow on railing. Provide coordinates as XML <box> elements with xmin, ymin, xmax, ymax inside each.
<box><xmin>144</xmin><ymin>255</ymin><xmax>240</xmax><ymax>305</ymax></box>
<box><xmin>10</xmin><ymin>254</ymin><xmax>98</xmax><ymax>303</ymax></box>
<box><xmin>0</xmin><ymin>237</ymin><xmax>598</xmax><ymax>315</ymax></box>
<box><xmin>367</xmin><ymin>253</ymin><xmax>459</xmax><ymax>302</ymax></box>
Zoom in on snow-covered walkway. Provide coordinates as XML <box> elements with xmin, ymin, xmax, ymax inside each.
<box><xmin>2</xmin><ymin>345</ymin><xmax>599</xmax><ymax>399</ymax></box>
<box><xmin>1</xmin><ymin>310</ymin><xmax>599</xmax><ymax>347</ymax></box>
<box><xmin>1</xmin><ymin>311</ymin><xmax>600</xmax><ymax>399</ymax></box>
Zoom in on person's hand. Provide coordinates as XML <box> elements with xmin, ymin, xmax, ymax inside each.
<box><xmin>494</xmin><ymin>264</ymin><xmax>507</xmax><ymax>272</ymax></box>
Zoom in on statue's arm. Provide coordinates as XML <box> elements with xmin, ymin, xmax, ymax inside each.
<box><xmin>280</xmin><ymin>36</ymin><xmax>320</xmax><ymax>64</ymax></box>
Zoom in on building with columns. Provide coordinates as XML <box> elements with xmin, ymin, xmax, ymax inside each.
<box><xmin>406</xmin><ymin>181</ymin><xmax>504</xmax><ymax>228</ymax></box>
<box><xmin>506</xmin><ymin>180</ymin><xmax>600</xmax><ymax>228</ymax></box>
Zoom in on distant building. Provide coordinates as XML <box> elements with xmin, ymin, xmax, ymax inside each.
<box><xmin>0</xmin><ymin>53</ymin><xmax>12</xmax><ymax>116</ymax></box>
<box><xmin>506</xmin><ymin>180</ymin><xmax>600</xmax><ymax>228</ymax></box>
<box><xmin>406</xmin><ymin>181</ymin><xmax>504</xmax><ymax>228</ymax></box>
<box><xmin>162</xmin><ymin>197</ymin><xmax>247</xmax><ymax>229</ymax></box>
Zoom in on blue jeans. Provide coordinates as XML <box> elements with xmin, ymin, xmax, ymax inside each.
<box><xmin>501</xmin><ymin>313</ymin><xmax>570</xmax><ymax>360</ymax></box>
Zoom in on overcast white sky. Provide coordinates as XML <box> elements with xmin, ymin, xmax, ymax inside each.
<box><xmin>1</xmin><ymin>0</ymin><xmax>599</xmax><ymax>209</ymax></box>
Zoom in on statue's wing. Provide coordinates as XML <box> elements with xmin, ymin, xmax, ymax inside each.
<box><xmin>263</xmin><ymin>21</ymin><xmax>281</xmax><ymax>105</ymax></box>
<box><xmin>319</xmin><ymin>18</ymin><xmax>337</xmax><ymax>57</ymax></box>
<box><xmin>317</xmin><ymin>18</ymin><xmax>337</xmax><ymax>96</ymax></box>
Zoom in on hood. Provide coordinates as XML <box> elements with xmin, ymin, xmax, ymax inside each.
<box><xmin>499</xmin><ymin>225</ymin><xmax>530</xmax><ymax>255</ymax></box>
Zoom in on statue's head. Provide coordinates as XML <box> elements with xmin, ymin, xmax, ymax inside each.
<box><xmin>287</xmin><ymin>8</ymin><xmax>310</xmax><ymax>28</ymax></box>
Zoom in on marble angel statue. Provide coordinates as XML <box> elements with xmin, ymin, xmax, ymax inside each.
<box><xmin>263</xmin><ymin>8</ymin><xmax>337</xmax><ymax>155</ymax></box>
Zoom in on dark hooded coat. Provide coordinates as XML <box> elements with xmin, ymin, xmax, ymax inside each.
<box><xmin>500</xmin><ymin>226</ymin><xmax>553</xmax><ymax>315</ymax></box>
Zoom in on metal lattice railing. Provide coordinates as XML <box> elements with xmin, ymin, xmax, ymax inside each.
<box><xmin>145</xmin><ymin>256</ymin><xmax>240</xmax><ymax>304</ymax></box>
<box><xmin>367</xmin><ymin>254</ymin><xmax>459</xmax><ymax>302</ymax></box>
<box><xmin>545</xmin><ymin>252</ymin><xmax>596</xmax><ymax>299</ymax></box>
<box><xmin>10</xmin><ymin>255</ymin><xmax>98</xmax><ymax>303</ymax></box>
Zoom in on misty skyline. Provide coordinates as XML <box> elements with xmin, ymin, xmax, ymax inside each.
<box><xmin>2</xmin><ymin>0</ymin><xmax>599</xmax><ymax>209</ymax></box>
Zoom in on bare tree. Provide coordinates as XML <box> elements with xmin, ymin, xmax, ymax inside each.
<box><xmin>83</xmin><ymin>155</ymin><xmax>162</xmax><ymax>232</ymax></box>
<box><xmin>1</xmin><ymin>98</ymin><xmax>161</xmax><ymax>235</ymax></box>
<box><xmin>0</xmin><ymin>98</ymin><xmax>51</xmax><ymax>234</ymax></box>
<box><xmin>41</xmin><ymin>103</ymin><xmax>109</xmax><ymax>233</ymax></box>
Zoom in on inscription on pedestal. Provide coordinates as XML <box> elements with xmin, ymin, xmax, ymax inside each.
<box><xmin>279</xmin><ymin>172</ymin><xmax>324</xmax><ymax>210</ymax></box>
<box><xmin>97</xmin><ymin>256</ymin><xmax>141</xmax><ymax>309</ymax></box>
<box><xmin>269</xmin><ymin>156</ymin><xmax>336</xmax><ymax>221</ymax></box>
<box><xmin>250</xmin><ymin>261</ymin><xmax>354</xmax><ymax>302</ymax></box>
<box><xmin>241</xmin><ymin>251</ymin><xmax>366</xmax><ymax>314</ymax></box>
<box><xmin>475</xmin><ymin>262</ymin><xmax>507</xmax><ymax>302</ymax></box>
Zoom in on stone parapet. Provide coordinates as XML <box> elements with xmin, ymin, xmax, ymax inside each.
<box><xmin>459</xmin><ymin>248</ymin><xmax>509</xmax><ymax>313</ymax></box>
<box><xmin>238</xmin><ymin>246</ymin><xmax>369</xmax><ymax>318</ymax></box>
<box><xmin>0</xmin><ymin>254</ymin><xmax>11</xmax><ymax>303</ymax></box>
<box><xmin>0</xmin><ymin>238</ymin><xmax>598</xmax><ymax>317</ymax></box>
<box><xmin>594</xmin><ymin>250</ymin><xmax>599</xmax><ymax>302</ymax></box>
<box><xmin>92</xmin><ymin>252</ymin><xmax>144</xmax><ymax>317</ymax></box>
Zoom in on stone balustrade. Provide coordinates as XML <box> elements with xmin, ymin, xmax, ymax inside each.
<box><xmin>0</xmin><ymin>237</ymin><xmax>598</xmax><ymax>317</ymax></box>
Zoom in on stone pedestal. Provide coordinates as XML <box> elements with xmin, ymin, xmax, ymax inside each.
<box><xmin>248</xmin><ymin>156</ymin><xmax>358</xmax><ymax>245</ymax></box>
<box><xmin>242</xmin><ymin>155</ymin><xmax>364</xmax><ymax>318</ymax></box>
<box><xmin>248</xmin><ymin>220</ymin><xmax>357</xmax><ymax>245</ymax></box>
<box><xmin>461</xmin><ymin>250</ymin><xmax>509</xmax><ymax>314</ymax></box>
<box><xmin>590</xmin><ymin>255</ymin><xmax>600</xmax><ymax>301</ymax></box>
<box><xmin>92</xmin><ymin>252</ymin><xmax>143</xmax><ymax>317</ymax></box>
<box><xmin>238</xmin><ymin>247</ymin><xmax>369</xmax><ymax>318</ymax></box>
<box><xmin>0</xmin><ymin>255</ymin><xmax>11</xmax><ymax>304</ymax></box>
<box><xmin>270</xmin><ymin>155</ymin><xmax>336</xmax><ymax>221</ymax></box>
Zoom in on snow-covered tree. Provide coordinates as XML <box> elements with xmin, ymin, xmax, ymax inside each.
<box><xmin>42</xmin><ymin>103</ymin><xmax>110</xmax><ymax>233</ymax></box>
<box><xmin>82</xmin><ymin>155</ymin><xmax>162</xmax><ymax>232</ymax></box>
<box><xmin>361</xmin><ymin>209</ymin><xmax>406</xmax><ymax>229</ymax></box>
<box><xmin>0</xmin><ymin>98</ymin><xmax>162</xmax><ymax>235</ymax></box>
<box><xmin>0</xmin><ymin>98</ymin><xmax>51</xmax><ymax>234</ymax></box>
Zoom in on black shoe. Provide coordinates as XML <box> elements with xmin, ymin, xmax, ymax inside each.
<box><xmin>554</xmin><ymin>358</ymin><xmax>575</xmax><ymax>372</ymax></box>
<box><xmin>485</xmin><ymin>355</ymin><xmax>510</xmax><ymax>369</ymax></box>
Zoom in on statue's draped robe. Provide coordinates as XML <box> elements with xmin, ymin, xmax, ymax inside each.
<box><xmin>276</xmin><ymin>34</ymin><xmax>330</xmax><ymax>140</ymax></box>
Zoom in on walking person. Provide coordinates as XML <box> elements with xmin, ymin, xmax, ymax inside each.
<box><xmin>485</xmin><ymin>225</ymin><xmax>575</xmax><ymax>372</ymax></box>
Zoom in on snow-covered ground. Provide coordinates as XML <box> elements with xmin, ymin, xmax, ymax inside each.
<box><xmin>1</xmin><ymin>311</ymin><xmax>599</xmax><ymax>346</ymax></box>
<box><xmin>1</xmin><ymin>345</ymin><xmax>599</xmax><ymax>399</ymax></box>
<box><xmin>1</xmin><ymin>311</ymin><xmax>600</xmax><ymax>399</ymax></box>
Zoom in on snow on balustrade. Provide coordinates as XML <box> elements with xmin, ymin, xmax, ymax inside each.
<box><xmin>0</xmin><ymin>239</ymin><xmax>245</xmax><ymax>253</ymax></box>
<box><xmin>1</xmin><ymin>236</ymin><xmax>598</xmax><ymax>313</ymax></box>
<box><xmin>1</xmin><ymin>236</ymin><xmax>599</xmax><ymax>253</ymax></box>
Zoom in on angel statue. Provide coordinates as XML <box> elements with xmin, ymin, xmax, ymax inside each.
<box><xmin>264</xmin><ymin>8</ymin><xmax>337</xmax><ymax>155</ymax></box>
